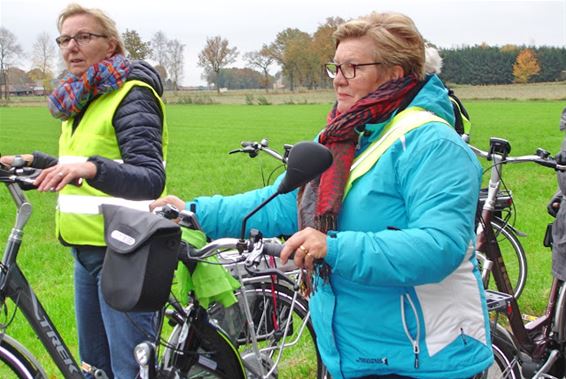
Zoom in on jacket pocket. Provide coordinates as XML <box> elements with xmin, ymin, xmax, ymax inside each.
<box><xmin>401</xmin><ymin>293</ymin><xmax>421</xmax><ymax>369</ymax></box>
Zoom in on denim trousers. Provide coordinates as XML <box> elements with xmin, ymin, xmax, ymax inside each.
<box><xmin>73</xmin><ymin>246</ymin><xmax>158</xmax><ymax>379</ymax></box>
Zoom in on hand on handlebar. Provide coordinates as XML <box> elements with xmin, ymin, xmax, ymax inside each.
<box><xmin>280</xmin><ymin>227</ymin><xmax>327</xmax><ymax>271</ymax></box>
<box><xmin>149</xmin><ymin>195</ymin><xmax>186</xmax><ymax>213</ymax></box>
<box><xmin>34</xmin><ymin>162</ymin><xmax>94</xmax><ymax>192</ymax></box>
<box><xmin>0</xmin><ymin>154</ymin><xmax>34</xmax><ymax>168</ymax></box>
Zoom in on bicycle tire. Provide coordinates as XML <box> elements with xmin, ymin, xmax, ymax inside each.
<box><xmin>483</xmin><ymin>218</ymin><xmax>527</xmax><ymax>299</ymax></box>
<box><xmin>474</xmin><ymin>328</ymin><xmax>522</xmax><ymax>379</ymax></box>
<box><xmin>161</xmin><ymin>306</ymin><xmax>246</xmax><ymax>379</ymax></box>
<box><xmin>229</xmin><ymin>283</ymin><xmax>327</xmax><ymax>379</ymax></box>
<box><xmin>0</xmin><ymin>335</ymin><xmax>46</xmax><ymax>379</ymax></box>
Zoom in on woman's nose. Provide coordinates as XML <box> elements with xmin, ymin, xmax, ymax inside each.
<box><xmin>333</xmin><ymin>69</ymin><xmax>348</xmax><ymax>86</ymax></box>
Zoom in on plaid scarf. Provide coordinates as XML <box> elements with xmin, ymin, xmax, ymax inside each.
<box><xmin>48</xmin><ymin>54</ymin><xmax>131</xmax><ymax>120</ymax></box>
<box><xmin>298</xmin><ymin>74</ymin><xmax>420</xmax><ymax>285</ymax></box>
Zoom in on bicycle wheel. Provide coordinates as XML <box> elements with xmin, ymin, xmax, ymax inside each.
<box><xmin>0</xmin><ymin>335</ymin><xmax>45</xmax><ymax>379</ymax></box>
<box><xmin>474</xmin><ymin>329</ymin><xmax>522</xmax><ymax>379</ymax></box>
<box><xmin>230</xmin><ymin>283</ymin><xmax>327</xmax><ymax>379</ymax></box>
<box><xmin>161</xmin><ymin>305</ymin><xmax>246</xmax><ymax>379</ymax></box>
<box><xmin>483</xmin><ymin>218</ymin><xmax>527</xmax><ymax>299</ymax></box>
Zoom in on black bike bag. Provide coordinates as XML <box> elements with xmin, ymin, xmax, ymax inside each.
<box><xmin>100</xmin><ymin>204</ymin><xmax>181</xmax><ymax>312</ymax></box>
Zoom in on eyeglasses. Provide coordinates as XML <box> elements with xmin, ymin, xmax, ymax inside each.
<box><xmin>324</xmin><ymin>62</ymin><xmax>384</xmax><ymax>79</ymax></box>
<box><xmin>55</xmin><ymin>32</ymin><xmax>108</xmax><ymax>48</ymax></box>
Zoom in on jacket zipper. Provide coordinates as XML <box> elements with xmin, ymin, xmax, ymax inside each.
<box><xmin>400</xmin><ymin>293</ymin><xmax>421</xmax><ymax>369</ymax></box>
<box><xmin>460</xmin><ymin>328</ymin><xmax>468</xmax><ymax>345</ymax></box>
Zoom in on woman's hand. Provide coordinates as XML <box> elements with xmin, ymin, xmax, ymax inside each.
<box><xmin>0</xmin><ymin>154</ymin><xmax>33</xmax><ymax>168</ymax></box>
<box><xmin>149</xmin><ymin>195</ymin><xmax>186</xmax><ymax>212</ymax></box>
<box><xmin>280</xmin><ymin>227</ymin><xmax>328</xmax><ymax>271</ymax></box>
<box><xmin>34</xmin><ymin>162</ymin><xmax>96</xmax><ymax>192</ymax></box>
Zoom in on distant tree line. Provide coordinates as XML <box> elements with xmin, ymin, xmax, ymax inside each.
<box><xmin>2</xmin><ymin>20</ymin><xmax>566</xmax><ymax>100</ymax></box>
<box><xmin>440</xmin><ymin>45</ymin><xmax>566</xmax><ymax>85</ymax></box>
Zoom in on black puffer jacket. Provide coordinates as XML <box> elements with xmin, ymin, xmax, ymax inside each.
<box><xmin>34</xmin><ymin>60</ymin><xmax>167</xmax><ymax>200</ymax></box>
<box><xmin>32</xmin><ymin>61</ymin><xmax>165</xmax><ymax>200</ymax></box>
<box><xmin>87</xmin><ymin>60</ymin><xmax>166</xmax><ymax>200</ymax></box>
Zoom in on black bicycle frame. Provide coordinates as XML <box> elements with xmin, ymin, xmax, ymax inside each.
<box><xmin>1</xmin><ymin>181</ymin><xmax>84</xmax><ymax>378</ymax></box>
<box><xmin>479</xmin><ymin>207</ymin><xmax>533</xmax><ymax>349</ymax></box>
<box><xmin>479</xmin><ymin>158</ymin><xmax>562</xmax><ymax>362</ymax></box>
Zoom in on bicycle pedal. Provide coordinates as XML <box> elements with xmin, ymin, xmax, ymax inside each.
<box><xmin>81</xmin><ymin>362</ymin><xmax>109</xmax><ymax>379</ymax></box>
<box><xmin>81</xmin><ymin>362</ymin><xmax>95</xmax><ymax>374</ymax></box>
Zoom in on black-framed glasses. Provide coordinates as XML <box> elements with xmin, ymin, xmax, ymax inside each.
<box><xmin>324</xmin><ymin>62</ymin><xmax>384</xmax><ymax>79</ymax></box>
<box><xmin>55</xmin><ymin>32</ymin><xmax>108</xmax><ymax>48</ymax></box>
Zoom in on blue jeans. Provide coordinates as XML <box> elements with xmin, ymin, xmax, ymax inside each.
<box><xmin>73</xmin><ymin>246</ymin><xmax>158</xmax><ymax>379</ymax></box>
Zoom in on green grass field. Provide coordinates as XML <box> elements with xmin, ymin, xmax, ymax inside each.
<box><xmin>0</xmin><ymin>99</ymin><xmax>565</xmax><ymax>377</ymax></box>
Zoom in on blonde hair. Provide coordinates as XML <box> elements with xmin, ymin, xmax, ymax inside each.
<box><xmin>333</xmin><ymin>12</ymin><xmax>425</xmax><ymax>80</ymax></box>
<box><xmin>57</xmin><ymin>3</ymin><xmax>125</xmax><ymax>56</ymax></box>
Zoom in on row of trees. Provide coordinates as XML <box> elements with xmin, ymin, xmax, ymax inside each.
<box><xmin>438</xmin><ymin>45</ymin><xmax>566</xmax><ymax>85</ymax></box>
<box><xmin>2</xmin><ymin>22</ymin><xmax>565</xmax><ymax>99</ymax></box>
<box><xmin>134</xmin><ymin>24</ymin><xmax>566</xmax><ymax>89</ymax></box>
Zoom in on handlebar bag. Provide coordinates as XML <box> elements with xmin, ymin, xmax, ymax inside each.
<box><xmin>100</xmin><ymin>204</ymin><xmax>181</xmax><ymax>312</ymax></box>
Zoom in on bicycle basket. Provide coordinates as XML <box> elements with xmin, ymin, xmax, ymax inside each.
<box><xmin>100</xmin><ymin>204</ymin><xmax>181</xmax><ymax>312</ymax></box>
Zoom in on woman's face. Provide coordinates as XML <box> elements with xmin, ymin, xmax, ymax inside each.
<box><xmin>333</xmin><ymin>36</ymin><xmax>399</xmax><ymax>114</ymax></box>
<box><xmin>59</xmin><ymin>14</ymin><xmax>116</xmax><ymax>76</ymax></box>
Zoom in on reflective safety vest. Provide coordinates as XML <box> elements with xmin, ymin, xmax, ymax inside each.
<box><xmin>56</xmin><ymin>80</ymin><xmax>168</xmax><ymax>246</ymax></box>
<box><xmin>344</xmin><ymin>107</ymin><xmax>450</xmax><ymax>198</ymax></box>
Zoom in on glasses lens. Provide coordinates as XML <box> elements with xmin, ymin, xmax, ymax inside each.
<box><xmin>341</xmin><ymin>64</ymin><xmax>355</xmax><ymax>79</ymax></box>
<box><xmin>75</xmin><ymin>33</ymin><xmax>92</xmax><ymax>45</ymax></box>
<box><xmin>325</xmin><ymin>64</ymin><xmax>337</xmax><ymax>78</ymax></box>
<box><xmin>56</xmin><ymin>35</ymin><xmax>70</xmax><ymax>47</ymax></box>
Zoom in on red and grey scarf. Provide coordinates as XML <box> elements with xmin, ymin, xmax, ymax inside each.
<box><xmin>298</xmin><ymin>74</ymin><xmax>421</xmax><ymax>283</ymax></box>
<box><xmin>48</xmin><ymin>54</ymin><xmax>131</xmax><ymax>120</ymax></box>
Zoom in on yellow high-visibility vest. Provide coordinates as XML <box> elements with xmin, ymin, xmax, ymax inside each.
<box><xmin>344</xmin><ymin>107</ymin><xmax>450</xmax><ymax>198</ymax></box>
<box><xmin>56</xmin><ymin>80</ymin><xmax>168</xmax><ymax>246</ymax></box>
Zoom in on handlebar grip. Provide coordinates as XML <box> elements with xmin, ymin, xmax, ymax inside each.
<box><xmin>240</xmin><ymin>141</ymin><xmax>254</xmax><ymax>147</ymax></box>
<box><xmin>263</xmin><ymin>242</ymin><xmax>295</xmax><ymax>259</ymax></box>
<box><xmin>263</xmin><ymin>242</ymin><xmax>283</xmax><ymax>257</ymax></box>
<box><xmin>14</xmin><ymin>168</ymin><xmax>42</xmax><ymax>190</ymax></box>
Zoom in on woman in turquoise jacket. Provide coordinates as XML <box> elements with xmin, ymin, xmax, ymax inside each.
<box><xmin>153</xmin><ymin>11</ymin><xmax>492</xmax><ymax>379</ymax></box>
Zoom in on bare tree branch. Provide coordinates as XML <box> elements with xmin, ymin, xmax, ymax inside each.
<box><xmin>198</xmin><ymin>36</ymin><xmax>238</xmax><ymax>94</ymax></box>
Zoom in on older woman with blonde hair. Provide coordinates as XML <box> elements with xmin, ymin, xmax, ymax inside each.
<box><xmin>152</xmin><ymin>11</ymin><xmax>492</xmax><ymax>379</ymax></box>
<box><xmin>1</xmin><ymin>3</ymin><xmax>167</xmax><ymax>378</ymax></box>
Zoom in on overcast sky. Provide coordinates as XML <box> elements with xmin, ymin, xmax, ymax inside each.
<box><xmin>1</xmin><ymin>0</ymin><xmax>565</xmax><ymax>86</ymax></box>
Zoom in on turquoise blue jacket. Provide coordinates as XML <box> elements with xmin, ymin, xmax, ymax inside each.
<box><xmin>189</xmin><ymin>75</ymin><xmax>492</xmax><ymax>378</ymax></box>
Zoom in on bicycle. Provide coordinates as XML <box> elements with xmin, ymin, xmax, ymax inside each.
<box><xmin>131</xmin><ymin>141</ymin><xmax>333</xmax><ymax>378</ymax></box>
<box><xmin>471</xmin><ymin>140</ymin><xmax>530</xmax><ymax>299</ymax></box>
<box><xmin>0</xmin><ymin>156</ymin><xmax>304</xmax><ymax>379</ymax></box>
<box><xmin>0</xmin><ymin>163</ymin><xmax>110</xmax><ymax>378</ymax></box>
<box><xmin>471</xmin><ymin>137</ymin><xmax>566</xmax><ymax>378</ymax></box>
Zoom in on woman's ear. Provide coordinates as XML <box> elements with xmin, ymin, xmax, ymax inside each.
<box><xmin>390</xmin><ymin>65</ymin><xmax>405</xmax><ymax>81</ymax></box>
<box><xmin>105</xmin><ymin>39</ymin><xmax>118</xmax><ymax>58</ymax></box>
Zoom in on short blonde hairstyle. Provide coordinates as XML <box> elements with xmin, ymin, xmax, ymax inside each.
<box><xmin>57</xmin><ymin>3</ymin><xmax>125</xmax><ymax>56</ymax></box>
<box><xmin>333</xmin><ymin>12</ymin><xmax>425</xmax><ymax>80</ymax></box>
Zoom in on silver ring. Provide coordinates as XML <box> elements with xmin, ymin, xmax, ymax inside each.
<box><xmin>58</xmin><ymin>172</ymin><xmax>64</xmax><ymax>177</ymax></box>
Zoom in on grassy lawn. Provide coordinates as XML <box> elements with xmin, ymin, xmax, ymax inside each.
<box><xmin>0</xmin><ymin>98</ymin><xmax>565</xmax><ymax>376</ymax></box>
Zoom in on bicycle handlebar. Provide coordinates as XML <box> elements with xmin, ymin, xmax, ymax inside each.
<box><xmin>179</xmin><ymin>237</ymin><xmax>297</xmax><ymax>286</ymax></box>
<box><xmin>469</xmin><ymin>143</ymin><xmax>566</xmax><ymax>171</ymax></box>
<box><xmin>229</xmin><ymin>138</ymin><xmax>291</xmax><ymax>164</ymax></box>
<box><xmin>0</xmin><ymin>166</ymin><xmax>41</xmax><ymax>187</ymax></box>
